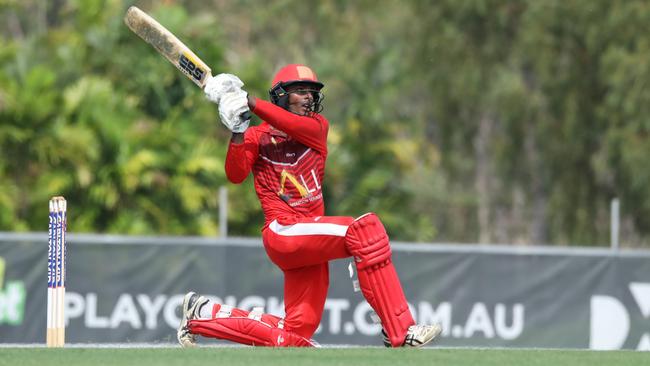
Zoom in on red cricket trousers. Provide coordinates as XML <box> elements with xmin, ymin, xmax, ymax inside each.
<box><xmin>261</xmin><ymin>215</ymin><xmax>355</xmax><ymax>339</ymax></box>
<box><xmin>189</xmin><ymin>212</ymin><xmax>415</xmax><ymax>347</ymax></box>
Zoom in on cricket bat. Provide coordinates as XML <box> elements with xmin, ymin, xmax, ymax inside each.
<box><xmin>124</xmin><ymin>6</ymin><xmax>212</xmax><ymax>88</ymax></box>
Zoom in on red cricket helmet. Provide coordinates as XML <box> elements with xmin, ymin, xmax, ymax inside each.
<box><xmin>268</xmin><ymin>64</ymin><xmax>324</xmax><ymax>113</ymax></box>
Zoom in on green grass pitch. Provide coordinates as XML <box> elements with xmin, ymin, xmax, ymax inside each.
<box><xmin>0</xmin><ymin>347</ymin><xmax>648</xmax><ymax>366</ymax></box>
<box><xmin>0</xmin><ymin>347</ymin><xmax>650</xmax><ymax>366</ymax></box>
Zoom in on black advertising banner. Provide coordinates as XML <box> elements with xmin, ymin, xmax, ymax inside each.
<box><xmin>1</xmin><ymin>233</ymin><xmax>649</xmax><ymax>349</ymax></box>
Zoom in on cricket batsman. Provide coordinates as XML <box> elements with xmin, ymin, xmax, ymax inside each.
<box><xmin>177</xmin><ymin>64</ymin><xmax>442</xmax><ymax>348</ymax></box>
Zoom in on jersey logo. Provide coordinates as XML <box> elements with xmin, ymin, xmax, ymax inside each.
<box><xmin>278</xmin><ymin>170</ymin><xmax>309</xmax><ymax>201</ymax></box>
<box><xmin>277</xmin><ymin>169</ymin><xmax>322</xmax><ymax>204</ymax></box>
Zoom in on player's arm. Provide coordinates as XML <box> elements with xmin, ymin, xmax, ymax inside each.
<box><xmin>225</xmin><ymin>130</ymin><xmax>258</xmax><ymax>184</ymax></box>
<box><xmin>202</xmin><ymin>74</ymin><xmax>257</xmax><ymax>183</ymax></box>
<box><xmin>248</xmin><ymin>97</ymin><xmax>328</xmax><ymax>154</ymax></box>
<box><xmin>204</xmin><ymin>74</ymin><xmax>327</xmax><ymax>154</ymax></box>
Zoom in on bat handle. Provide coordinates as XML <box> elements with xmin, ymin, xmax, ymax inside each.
<box><xmin>241</xmin><ymin>111</ymin><xmax>252</xmax><ymax>121</ymax></box>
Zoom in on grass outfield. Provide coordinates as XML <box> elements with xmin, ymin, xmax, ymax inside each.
<box><xmin>0</xmin><ymin>347</ymin><xmax>648</xmax><ymax>366</ymax></box>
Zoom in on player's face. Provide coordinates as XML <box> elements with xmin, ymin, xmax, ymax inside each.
<box><xmin>286</xmin><ymin>84</ymin><xmax>318</xmax><ymax>116</ymax></box>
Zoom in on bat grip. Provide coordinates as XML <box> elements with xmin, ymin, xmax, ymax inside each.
<box><xmin>241</xmin><ymin>111</ymin><xmax>252</xmax><ymax>121</ymax></box>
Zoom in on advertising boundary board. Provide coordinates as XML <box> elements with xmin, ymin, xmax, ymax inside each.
<box><xmin>1</xmin><ymin>233</ymin><xmax>649</xmax><ymax>350</ymax></box>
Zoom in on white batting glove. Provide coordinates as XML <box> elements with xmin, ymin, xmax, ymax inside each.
<box><xmin>218</xmin><ymin>89</ymin><xmax>250</xmax><ymax>133</ymax></box>
<box><xmin>204</xmin><ymin>73</ymin><xmax>244</xmax><ymax>105</ymax></box>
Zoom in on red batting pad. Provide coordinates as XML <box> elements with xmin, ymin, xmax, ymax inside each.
<box><xmin>189</xmin><ymin>317</ymin><xmax>316</xmax><ymax>347</ymax></box>
<box><xmin>189</xmin><ymin>304</ymin><xmax>317</xmax><ymax>347</ymax></box>
<box><xmin>345</xmin><ymin>213</ymin><xmax>415</xmax><ymax>347</ymax></box>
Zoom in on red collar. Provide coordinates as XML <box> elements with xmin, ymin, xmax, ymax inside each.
<box><xmin>259</xmin><ymin>122</ymin><xmax>287</xmax><ymax>137</ymax></box>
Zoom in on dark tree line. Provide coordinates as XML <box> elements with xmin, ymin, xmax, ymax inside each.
<box><xmin>1</xmin><ymin>0</ymin><xmax>649</xmax><ymax>247</ymax></box>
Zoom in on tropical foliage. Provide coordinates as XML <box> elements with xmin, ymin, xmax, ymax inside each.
<box><xmin>1</xmin><ymin>0</ymin><xmax>649</xmax><ymax>247</ymax></box>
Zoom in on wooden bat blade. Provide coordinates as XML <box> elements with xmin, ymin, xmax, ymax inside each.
<box><xmin>124</xmin><ymin>6</ymin><xmax>212</xmax><ymax>88</ymax></box>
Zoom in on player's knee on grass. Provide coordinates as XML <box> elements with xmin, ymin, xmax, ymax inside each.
<box><xmin>284</xmin><ymin>304</ymin><xmax>321</xmax><ymax>338</ymax></box>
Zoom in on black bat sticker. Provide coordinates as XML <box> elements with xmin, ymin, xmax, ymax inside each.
<box><xmin>179</xmin><ymin>54</ymin><xmax>205</xmax><ymax>81</ymax></box>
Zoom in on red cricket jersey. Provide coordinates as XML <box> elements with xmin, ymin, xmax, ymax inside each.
<box><xmin>225</xmin><ymin>98</ymin><xmax>328</xmax><ymax>229</ymax></box>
